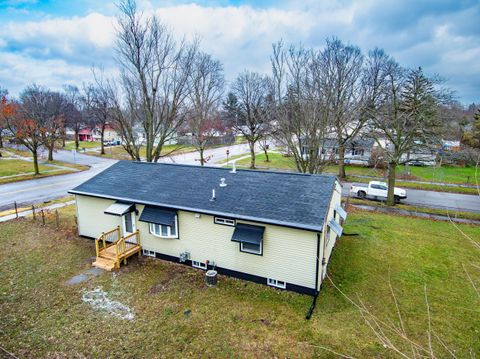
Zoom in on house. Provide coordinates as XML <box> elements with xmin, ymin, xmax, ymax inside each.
<box><xmin>300</xmin><ymin>137</ymin><xmax>375</xmax><ymax>165</ymax></box>
<box><xmin>78</xmin><ymin>125</ymin><xmax>120</xmax><ymax>143</ymax></box>
<box><xmin>69</xmin><ymin>162</ymin><xmax>345</xmax><ymax>297</ymax></box>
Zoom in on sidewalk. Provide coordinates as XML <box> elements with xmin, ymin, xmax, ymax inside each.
<box><xmin>0</xmin><ymin>200</ymin><xmax>75</xmax><ymax>223</ymax></box>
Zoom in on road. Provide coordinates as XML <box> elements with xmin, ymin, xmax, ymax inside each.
<box><xmin>0</xmin><ymin>144</ymin><xmax>251</xmax><ymax>211</ymax></box>
<box><xmin>1</xmin><ymin>145</ymin><xmax>479</xmax><ymax>213</ymax></box>
<box><xmin>342</xmin><ymin>183</ymin><xmax>480</xmax><ymax>213</ymax></box>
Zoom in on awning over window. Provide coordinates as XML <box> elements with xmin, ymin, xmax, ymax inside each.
<box><xmin>328</xmin><ymin>218</ymin><xmax>343</xmax><ymax>237</ymax></box>
<box><xmin>139</xmin><ymin>205</ymin><xmax>177</xmax><ymax>226</ymax></box>
<box><xmin>231</xmin><ymin>223</ymin><xmax>265</xmax><ymax>245</ymax></box>
<box><xmin>335</xmin><ymin>204</ymin><xmax>347</xmax><ymax>220</ymax></box>
<box><xmin>104</xmin><ymin>201</ymin><xmax>135</xmax><ymax>216</ymax></box>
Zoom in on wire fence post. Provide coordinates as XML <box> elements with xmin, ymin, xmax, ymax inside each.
<box><xmin>32</xmin><ymin>205</ymin><xmax>36</xmax><ymax>221</ymax></box>
<box><xmin>41</xmin><ymin>210</ymin><xmax>45</xmax><ymax>226</ymax></box>
<box><xmin>55</xmin><ymin>209</ymin><xmax>59</xmax><ymax>228</ymax></box>
<box><xmin>14</xmin><ymin>201</ymin><xmax>18</xmax><ymax>218</ymax></box>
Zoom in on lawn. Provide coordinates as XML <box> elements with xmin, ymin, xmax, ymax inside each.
<box><xmin>64</xmin><ymin>141</ymin><xmax>101</xmax><ymax>151</ymax></box>
<box><xmin>0</xmin><ymin>158</ymin><xmax>89</xmax><ymax>185</ymax></box>
<box><xmin>0</xmin><ymin>206</ymin><xmax>479</xmax><ymax>357</ymax></box>
<box><xmin>0</xmin><ymin>159</ymin><xmax>51</xmax><ymax>177</ymax></box>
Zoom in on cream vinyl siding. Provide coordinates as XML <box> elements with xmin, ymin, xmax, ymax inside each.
<box><xmin>76</xmin><ymin>195</ymin><xmax>122</xmax><ymax>238</ymax></box>
<box><xmin>75</xmin><ymin>195</ymin><xmax>319</xmax><ymax>289</ymax></box>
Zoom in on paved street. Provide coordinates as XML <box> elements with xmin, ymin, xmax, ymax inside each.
<box><xmin>342</xmin><ymin>183</ymin><xmax>480</xmax><ymax>213</ymax></box>
<box><xmin>1</xmin><ymin>145</ymin><xmax>479</xmax><ymax>213</ymax></box>
<box><xmin>0</xmin><ymin>144</ymin><xmax>251</xmax><ymax>211</ymax></box>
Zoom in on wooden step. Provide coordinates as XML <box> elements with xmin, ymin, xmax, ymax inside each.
<box><xmin>92</xmin><ymin>257</ymin><xmax>116</xmax><ymax>271</ymax></box>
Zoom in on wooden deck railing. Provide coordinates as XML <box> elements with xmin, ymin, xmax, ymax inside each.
<box><xmin>95</xmin><ymin>226</ymin><xmax>120</xmax><ymax>257</ymax></box>
<box><xmin>114</xmin><ymin>230</ymin><xmax>141</xmax><ymax>266</ymax></box>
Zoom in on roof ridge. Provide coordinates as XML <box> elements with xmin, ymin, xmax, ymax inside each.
<box><xmin>124</xmin><ymin>160</ymin><xmax>336</xmax><ymax>178</ymax></box>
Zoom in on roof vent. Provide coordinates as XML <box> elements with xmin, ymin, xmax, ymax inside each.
<box><xmin>210</xmin><ymin>188</ymin><xmax>216</xmax><ymax>201</ymax></box>
<box><xmin>230</xmin><ymin>162</ymin><xmax>236</xmax><ymax>173</ymax></box>
<box><xmin>219</xmin><ymin>178</ymin><xmax>227</xmax><ymax>187</ymax></box>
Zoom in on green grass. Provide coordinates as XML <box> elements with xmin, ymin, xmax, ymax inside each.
<box><xmin>348</xmin><ymin>197</ymin><xmax>480</xmax><ymax>221</ymax></box>
<box><xmin>64</xmin><ymin>141</ymin><xmax>101</xmax><ymax>150</ymax></box>
<box><xmin>0</xmin><ymin>158</ymin><xmax>89</xmax><ymax>185</ymax></box>
<box><xmin>0</xmin><ymin>159</ymin><xmax>51</xmax><ymax>176</ymax></box>
<box><xmin>235</xmin><ymin>152</ymin><xmax>296</xmax><ymax>170</ymax></box>
<box><xmin>0</xmin><ymin>206</ymin><xmax>479</xmax><ymax>357</ymax></box>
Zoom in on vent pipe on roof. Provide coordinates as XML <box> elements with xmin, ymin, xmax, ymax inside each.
<box><xmin>219</xmin><ymin>178</ymin><xmax>227</xmax><ymax>187</ymax></box>
<box><xmin>230</xmin><ymin>162</ymin><xmax>236</xmax><ymax>173</ymax></box>
<box><xmin>210</xmin><ymin>188</ymin><xmax>216</xmax><ymax>201</ymax></box>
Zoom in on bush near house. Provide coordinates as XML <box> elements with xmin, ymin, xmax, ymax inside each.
<box><xmin>0</xmin><ymin>206</ymin><xmax>479</xmax><ymax>357</ymax></box>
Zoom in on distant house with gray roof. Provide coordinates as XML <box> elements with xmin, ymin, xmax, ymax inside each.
<box><xmin>70</xmin><ymin>162</ymin><xmax>345</xmax><ymax>297</ymax></box>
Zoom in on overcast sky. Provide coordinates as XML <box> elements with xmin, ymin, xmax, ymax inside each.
<box><xmin>0</xmin><ymin>0</ymin><xmax>478</xmax><ymax>104</ymax></box>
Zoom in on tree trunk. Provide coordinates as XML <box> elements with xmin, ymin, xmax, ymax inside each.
<box><xmin>386</xmin><ymin>162</ymin><xmax>396</xmax><ymax>206</ymax></box>
<box><xmin>263</xmin><ymin>147</ymin><xmax>269</xmax><ymax>162</ymax></box>
<box><xmin>199</xmin><ymin>147</ymin><xmax>205</xmax><ymax>166</ymax></box>
<box><xmin>62</xmin><ymin>133</ymin><xmax>66</xmax><ymax>147</ymax></box>
<box><xmin>48</xmin><ymin>144</ymin><xmax>54</xmax><ymax>161</ymax></box>
<box><xmin>249</xmin><ymin>141</ymin><xmax>256</xmax><ymax>169</ymax></box>
<box><xmin>75</xmin><ymin>131</ymin><xmax>79</xmax><ymax>150</ymax></box>
<box><xmin>0</xmin><ymin>132</ymin><xmax>3</xmax><ymax>148</ymax></box>
<box><xmin>33</xmin><ymin>149</ymin><xmax>40</xmax><ymax>174</ymax></box>
<box><xmin>338</xmin><ymin>144</ymin><xmax>346</xmax><ymax>179</ymax></box>
<box><xmin>100</xmin><ymin>126</ymin><xmax>105</xmax><ymax>155</ymax></box>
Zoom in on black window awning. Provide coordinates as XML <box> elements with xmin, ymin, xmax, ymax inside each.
<box><xmin>231</xmin><ymin>223</ymin><xmax>265</xmax><ymax>245</ymax></box>
<box><xmin>139</xmin><ymin>205</ymin><xmax>177</xmax><ymax>226</ymax></box>
<box><xmin>104</xmin><ymin>201</ymin><xmax>135</xmax><ymax>216</ymax></box>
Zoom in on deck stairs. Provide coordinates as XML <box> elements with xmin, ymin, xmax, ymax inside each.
<box><xmin>93</xmin><ymin>226</ymin><xmax>142</xmax><ymax>271</ymax></box>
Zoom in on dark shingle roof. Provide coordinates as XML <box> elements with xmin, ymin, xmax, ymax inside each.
<box><xmin>70</xmin><ymin>161</ymin><xmax>337</xmax><ymax>232</ymax></box>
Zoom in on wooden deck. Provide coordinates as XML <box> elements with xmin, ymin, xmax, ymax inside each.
<box><xmin>93</xmin><ymin>227</ymin><xmax>142</xmax><ymax>271</ymax></box>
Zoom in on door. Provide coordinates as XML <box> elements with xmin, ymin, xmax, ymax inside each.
<box><xmin>122</xmin><ymin>211</ymin><xmax>136</xmax><ymax>236</ymax></box>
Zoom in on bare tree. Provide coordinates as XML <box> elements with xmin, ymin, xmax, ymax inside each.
<box><xmin>231</xmin><ymin>70</ymin><xmax>270</xmax><ymax>169</ymax></box>
<box><xmin>187</xmin><ymin>52</ymin><xmax>225</xmax><ymax>165</ymax></box>
<box><xmin>84</xmin><ymin>82</ymin><xmax>113</xmax><ymax>155</ymax></box>
<box><xmin>115</xmin><ymin>0</ymin><xmax>197</xmax><ymax>162</ymax></box>
<box><xmin>271</xmin><ymin>42</ymin><xmax>332</xmax><ymax>174</ymax></box>
<box><xmin>369</xmin><ymin>66</ymin><xmax>447</xmax><ymax>205</ymax></box>
<box><xmin>321</xmin><ymin>38</ymin><xmax>365</xmax><ymax>179</ymax></box>
<box><xmin>63</xmin><ymin>85</ymin><xmax>86</xmax><ymax>150</ymax></box>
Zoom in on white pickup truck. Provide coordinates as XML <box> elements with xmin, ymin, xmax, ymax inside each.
<box><xmin>350</xmin><ymin>181</ymin><xmax>407</xmax><ymax>203</ymax></box>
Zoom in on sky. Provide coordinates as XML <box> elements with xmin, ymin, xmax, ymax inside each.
<box><xmin>0</xmin><ymin>0</ymin><xmax>479</xmax><ymax>104</ymax></box>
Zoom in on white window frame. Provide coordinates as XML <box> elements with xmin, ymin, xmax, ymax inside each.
<box><xmin>214</xmin><ymin>217</ymin><xmax>235</xmax><ymax>226</ymax></box>
<box><xmin>240</xmin><ymin>242</ymin><xmax>262</xmax><ymax>255</ymax></box>
<box><xmin>148</xmin><ymin>216</ymin><xmax>178</xmax><ymax>239</ymax></box>
<box><xmin>142</xmin><ymin>249</ymin><xmax>155</xmax><ymax>257</ymax></box>
<box><xmin>191</xmin><ymin>260</ymin><xmax>207</xmax><ymax>270</ymax></box>
<box><xmin>267</xmin><ymin>278</ymin><xmax>286</xmax><ymax>289</ymax></box>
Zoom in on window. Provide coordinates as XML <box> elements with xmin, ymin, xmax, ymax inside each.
<box><xmin>214</xmin><ymin>217</ymin><xmax>235</xmax><ymax>226</ymax></box>
<box><xmin>142</xmin><ymin>249</ymin><xmax>155</xmax><ymax>257</ymax></box>
<box><xmin>351</xmin><ymin>149</ymin><xmax>365</xmax><ymax>156</ymax></box>
<box><xmin>149</xmin><ymin>218</ymin><xmax>178</xmax><ymax>239</ymax></box>
<box><xmin>371</xmin><ymin>184</ymin><xmax>387</xmax><ymax>190</ymax></box>
<box><xmin>240</xmin><ymin>242</ymin><xmax>262</xmax><ymax>255</ymax></box>
<box><xmin>192</xmin><ymin>260</ymin><xmax>207</xmax><ymax>270</ymax></box>
<box><xmin>267</xmin><ymin>278</ymin><xmax>286</xmax><ymax>289</ymax></box>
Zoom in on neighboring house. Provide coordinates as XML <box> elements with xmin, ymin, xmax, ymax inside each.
<box><xmin>69</xmin><ymin>162</ymin><xmax>345</xmax><ymax>297</ymax></box>
<box><xmin>300</xmin><ymin>137</ymin><xmax>375</xmax><ymax>165</ymax></box>
<box><xmin>78</xmin><ymin>125</ymin><xmax>120</xmax><ymax>143</ymax></box>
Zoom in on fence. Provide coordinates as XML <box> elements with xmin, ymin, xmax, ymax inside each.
<box><xmin>3</xmin><ymin>200</ymin><xmax>77</xmax><ymax>230</ymax></box>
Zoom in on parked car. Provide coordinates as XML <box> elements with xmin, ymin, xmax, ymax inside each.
<box><xmin>350</xmin><ymin>181</ymin><xmax>407</xmax><ymax>203</ymax></box>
